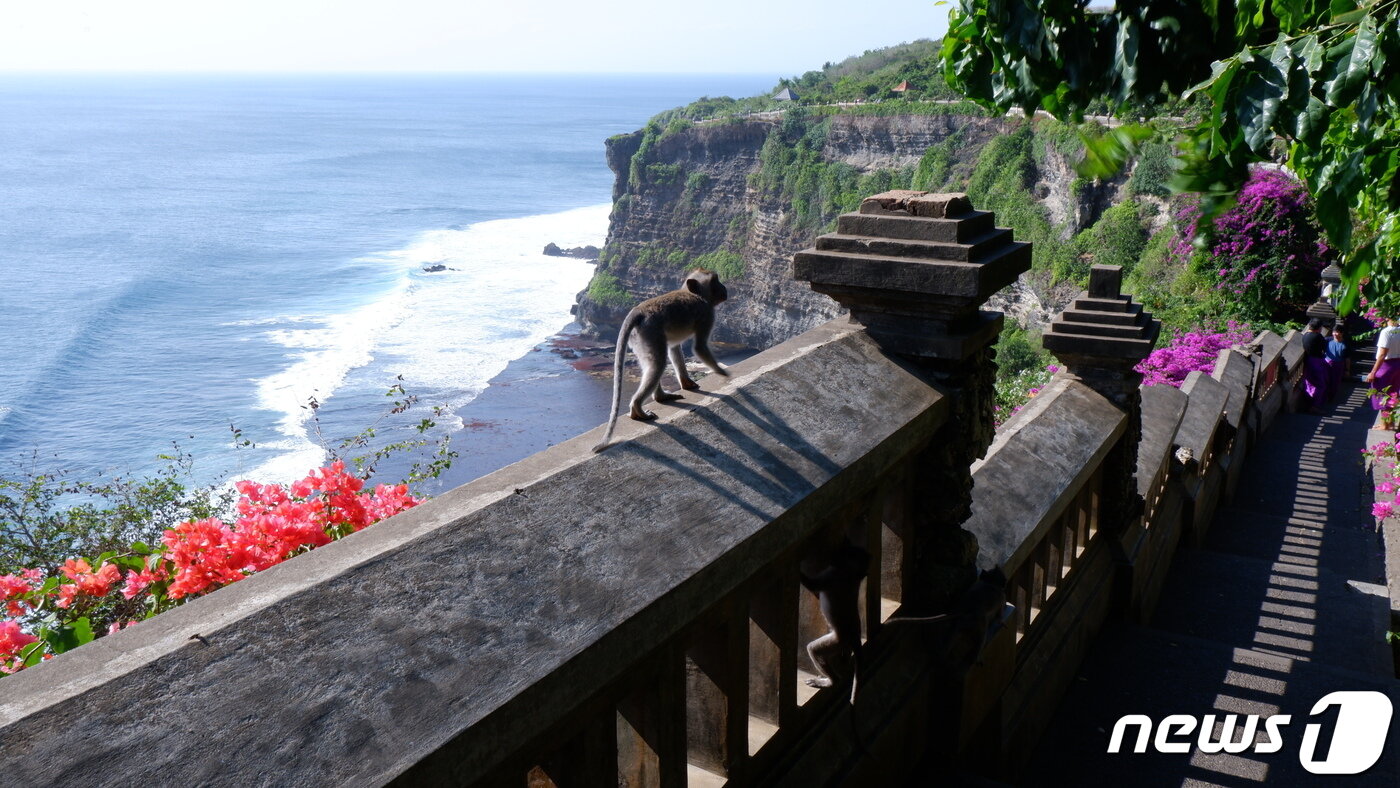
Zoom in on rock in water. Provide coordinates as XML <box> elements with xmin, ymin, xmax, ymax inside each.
<box><xmin>543</xmin><ymin>243</ymin><xmax>600</xmax><ymax>259</ymax></box>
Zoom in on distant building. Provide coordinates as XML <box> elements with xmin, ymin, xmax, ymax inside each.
<box><xmin>891</xmin><ymin>80</ymin><xmax>911</xmax><ymax>92</ymax></box>
<box><xmin>773</xmin><ymin>87</ymin><xmax>799</xmax><ymax>101</ymax></box>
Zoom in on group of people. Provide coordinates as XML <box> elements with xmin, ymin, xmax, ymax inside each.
<box><xmin>1300</xmin><ymin>319</ymin><xmax>1352</xmax><ymax>412</ymax></box>
<box><xmin>1299</xmin><ymin>315</ymin><xmax>1400</xmax><ymax>415</ymax></box>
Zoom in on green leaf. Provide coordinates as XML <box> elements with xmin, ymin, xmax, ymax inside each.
<box><xmin>43</xmin><ymin>618</ymin><xmax>95</xmax><ymax>655</ymax></box>
<box><xmin>1236</xmin><ymin>59</ymin><xmax>1287</xmax><ymax>152</ymax></box>
<box><xmin>130</xmin><ymin>541</ymin><xmax>153</xmax><ymax>555</ymax></box>
<box><xmin>1297</xmin><ymin>34</ymin><xmax>1325</xmax><ymax>75</ymax></box>
<box><xmin>1113</xmin><ymin>15</ymin><xmax>1141</xmax><ymax>101</ymax></box>
<box><xmin>1077</xmin><ymin>125</ymin><xmax>1154</xmax><ymax>179</ymax></box>
<box><xmin>1325</xmin><ymin>16</ymin><xmax>1379</xmax><ymax>107</ymax></box>
<box><xmin>20</xmin><ymin>640</ymin><xmax>46</xmax><ymax>667</ymax></box>
<box><xmin>1237</xmin><ymin>0</ymin><xmax>1262</xmax><ymax>36</ymax></box>
<box><xmin>112</xmin><ymin>555</ymin><xmax>146</xmax><ymax>572</ymax></box>
<box><xmin>1271</xmin><ymin>0</ymin><xmax>1305</xmax><ymax>32</ymax></box>
<box><xmin>1295</xmin><ymin>96</ymin><xmax>1330</xmax><ymax>144</ymax></box>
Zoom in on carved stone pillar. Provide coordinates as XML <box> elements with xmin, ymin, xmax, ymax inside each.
<box><xmin>1041</xmin><ymin>265</ymin><xmax>1161</xmax><ymax>535</ymax></box>
<box><xmin>794</xmin><ymin>190</ymin><xmax>1030</xmax><ymax>611</ymax></box>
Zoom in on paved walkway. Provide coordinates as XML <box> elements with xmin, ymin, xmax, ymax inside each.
<box><xmin>1027</xmin><ymin>383</ymin><xmax>1400</xmax><ymax>787</ymax></box>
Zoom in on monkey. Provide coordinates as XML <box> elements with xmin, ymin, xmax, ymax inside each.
<box><xmin>798</xmin><ymin>549</ymin><xmax>1008</xmax><ymax>761</ymax></box>
<box><xmin>799</xmin><ymin>537</ymin><xmax>873</xmax><ymax>761</ymax></box>
<box><xmin>800</xmin><ymin>553</ymin><xmax>1009</xmax><ymax>695</ymax></box>
<box><xmin>799</xmin><ymin>538</ymin><xmax>870</xmax><ymax>698</ymax></box>
<box><xmin>591</xmin><ymin>268</ymin><xmax>729</xmax><ymax>452</ymax></box>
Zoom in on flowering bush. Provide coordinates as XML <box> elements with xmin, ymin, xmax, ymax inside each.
<box><xmin>1364</xmin><ymin>440</ymin><xmax>1400</xmax><ymax>523</ymax></box>
<box><xmin>1169</xmin><ymin>169</ymin><xmax>1330</xmax><ymax>324</ymax></box>
<box><xmin>1135</xmin><ymin>322</ymin><xmax>1254</xmax><ymax>388</ymax></box>
<box><xmin>995</xmin><ymin>363</ymin><xmax>1058</xmax><ymax>427</ymax></box>
<box><xmin>0</xmin><ymin>461</ymin><xmax>417</xmax><ymax>675</ymax></box>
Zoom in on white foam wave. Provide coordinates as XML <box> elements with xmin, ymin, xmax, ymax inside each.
<box><xmin>242</xmin><ymin>203</ymin><xmax>606</xmax><ymax>484</ymax></box>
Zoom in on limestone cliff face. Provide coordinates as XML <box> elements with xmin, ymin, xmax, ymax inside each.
<box><xmin>576</xmin><ymin>113</ymin><xmax>1123</xmax><ymax>350</ymax></box>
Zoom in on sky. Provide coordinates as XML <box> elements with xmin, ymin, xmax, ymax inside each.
<box><xmin>0</xmin><ymin>1</ymin><xmax>951</xmax><ymax>74</ymax></box>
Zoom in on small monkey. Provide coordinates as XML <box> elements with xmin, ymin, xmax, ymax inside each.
<box><xmin>799</xmin><ymin>539</ymin><xmax>870</xmax><ymax>698</ymax></box>
<box><xmin>591</xmin><ymin>268</ymin><xmax>729</xmax><ymax>452</ymax></box>
<box><xmin>799</xmin><ymin>551</ymin><xmax>1008</xmax><ymax>759</ymax></box>
<box><xmin>800</xmin><ymin>537</ymin><xmax>873</xmax><ymax>760</ymax></box>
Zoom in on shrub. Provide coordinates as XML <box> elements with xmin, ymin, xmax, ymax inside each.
<box><xmin>1172</xmin><ymin>169</ymin><xmax>1330</xmax><ymax>325</ymax></box>
<box><xmin>1135</xmin><ymin>322</ymin><xmax>1254</xmax><ymax>387</ymax></box>
<box><xmin>994</xmin><ymin>363</ymin><xmax>1058</xmax><ymax>427</ymax></box>
<box><xmin>1</xmin><ymin>461</ymin><xmax>418</xmax><ymax>675</ymax></box>
<box><xmin>587</xmin><ymin>271</ymin><xmax>633</xmax><ymax>308</ymax></box>
<box><xmin>693</xmin><ymin>250</ymin><xmax>746</xmax><ymax>282</ymax></box>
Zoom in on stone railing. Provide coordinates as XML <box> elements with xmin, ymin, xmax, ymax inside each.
<box><xmin>952</xmin><ymin>286</ymin><xmax>1302</xmax><ymax>776</ymax></box>
<box><xmin>0</xmin><ymin>191</ymin><xmax>1305</xmax><ymax>787</ymax></box>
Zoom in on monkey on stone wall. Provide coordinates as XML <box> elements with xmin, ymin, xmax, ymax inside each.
<box><xmin>592</xmin><ymin>268</ymin><xmax>729</xmax><ymax>452</ymax></box>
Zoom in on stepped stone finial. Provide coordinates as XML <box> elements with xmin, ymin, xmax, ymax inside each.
<box><xmin>793</xmin><ymin>190</ymin><xmax>1031</xmax><ymax>612</ymax></box>
<box><xmin>1043</xmin><ymin>264</ymin><xmax>1161</xmax><ymax>546</ymax></box>
<box><xmin>792</xmin><ymin>190</ymin><xmax>1031</xmax><ymax>360</ymax></box>
<box><xmin>1042</xmin><ymin>264</ymin><xmax>1160</xmax><ymax>368</ymax></box>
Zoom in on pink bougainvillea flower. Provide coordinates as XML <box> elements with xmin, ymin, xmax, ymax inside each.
<box><xmin>0</xmin><ymin>574</ymin><xmax>30</xmax><ymax>601</ymax></box>
<box><xmin>59</xmin><ymin>558</ymin><xmax>92</xmax><ymax>581</ymax></box>
<box><xmin>0</xmin><ymin>620</ymin><xmax>38</xmax><ymax>661</ymax></box>
<box><xmin>55</xmin><ymin>584</ymin><xmax>80</xmax><ymax>609</ymax></box>
<box><xmin>2</xmin><ymin>461</ymin><xmax>423</xmax><ymax>675</ymax></box>
<box><xmin>122</xmin><ymin>565</ymin><xmax>164</xmax><ymax>600</ymax></box>
<box><xmin>1372</xmin><ymin>501</ymin><xmax>1394</xmax><ymax>520</ymax></box>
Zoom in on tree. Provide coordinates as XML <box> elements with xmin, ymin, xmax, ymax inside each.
<box><xmin>942</xmin><ymin>0</ymin><xmax>1400</xmax><ymax>315</ymax></box>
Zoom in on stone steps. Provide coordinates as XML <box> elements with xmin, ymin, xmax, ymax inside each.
<box><xmin>835</xmin><ymin>209</ymin><xmax>995</xmax><ymax>244</ymax></box>
<box><xmin>1027</xmin><ymin>625</ymin><xmax>1400</xmax><ymax>788</ymax></box>
<box><xmin>813</xmin><ymin>227</ymin><xmax>1013</xmax><ymax>263</ymax></box>
<box><xmin>1023</xmin><ymin>391</ymin><xmax>1399</xmax><ymax>786</ymax></box>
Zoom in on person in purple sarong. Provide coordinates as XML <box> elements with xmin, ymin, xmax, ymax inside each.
<box><xmin>1367</xmin><ymin>317</ymin><xmax>1400</xmax><ymax>410</ymax></box>
<box><xmin>1324</xmin><ymin>325</ymin><xmax>1349</xmax><ymax>400</ymax></box>
<box><xmin>1300</xmin><ymin>318</ymin><xmax>1332</xmax><ymax>413</ymax></box>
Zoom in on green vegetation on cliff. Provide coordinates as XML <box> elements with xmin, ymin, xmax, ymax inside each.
<box><xmin>647</xmin><ymin>40</ymin><xmax>964</xmax><ymax>126</ymax></box>
<box><xmin>774</xmin><ymin>39</ymin><xmax>964</xmax><ymax>104</ymax></box>
<box><xmin>596</xmin><ymin>38</ymin><xmax>1331</xmax><ymax>361</ymax></box>
<box><xmin>750</xmin><ymin>110</ymin><xmax>912</xmax><ymax>234</ymax></box>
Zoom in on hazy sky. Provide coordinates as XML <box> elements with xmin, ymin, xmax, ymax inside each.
<box><xmin>0</xmin><ymin>1</ymin><xmax>951</xmax><ymax>74</ymax></box>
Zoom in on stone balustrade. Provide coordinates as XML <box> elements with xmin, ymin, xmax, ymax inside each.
<box><xmin>0</xmin><ymin>192</ymin><xmax>1308</xmax><ymax>787</ymax></box>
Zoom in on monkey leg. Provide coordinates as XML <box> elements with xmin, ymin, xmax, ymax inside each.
<box><xmin>670</xmin><ymin>345</ymin><xmax>700</xmax><ymax>391</ymax></box>
<box><xmin>628</xmin><ymin>343</ymin><xmax>666</xmax><ymax>421</ymax></box>
<box><xmin>805</xmin><ymin>631</ymin><xmax>851</xmax><ymax>688</ymax></box>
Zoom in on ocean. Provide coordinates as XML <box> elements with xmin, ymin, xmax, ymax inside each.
<box><xmin>0</xmin><ymin>73</ymin><xmax>770</xmax><ymax>490</ymax></box>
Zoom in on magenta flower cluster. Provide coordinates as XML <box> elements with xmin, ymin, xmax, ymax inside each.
<box><xmin>1170</xmin><ymin>169</ymin><xmax>1330</xmax><ymax>323</ymax></box>
<box><xmin>1135</xmin><ymin>322</ymin><xmax>1254</xmax><ymax>388</ymax></box>
<box><xmin>1363</xmin><ymin>440</ymin><xmax>1400</xmax><ymax>522</ymax></box>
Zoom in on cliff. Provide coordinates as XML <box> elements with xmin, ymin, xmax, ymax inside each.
<box><xmin>576</xmin><ymin>111</ymin><xmax>1143</xmax><ymax>350</ymax></box>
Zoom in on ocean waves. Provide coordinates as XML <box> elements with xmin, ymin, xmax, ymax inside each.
<box><xmin>241</xmin><ymin>203</ymin><xmax>607</xmax><ymax>483</ymax></box>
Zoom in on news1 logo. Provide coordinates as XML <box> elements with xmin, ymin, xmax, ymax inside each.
<box><xmin>1108</xmin><ymin>691</ymin><xmax>1394</xmax><ymax>775</ymax></box>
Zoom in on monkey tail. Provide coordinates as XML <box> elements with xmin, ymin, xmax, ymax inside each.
<box><xmin>848</xmin><ymin>647</ymin><xmax>875</xmax><ymax>763</ymax></box>
<box><xmin>592</xmin><ymin>309</ymin><xmax>641</xmax><ymax>453</ymax></box>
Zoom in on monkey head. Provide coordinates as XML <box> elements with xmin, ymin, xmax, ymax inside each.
<box><xmin>684</xmin><ymin>268</ymin><xmax>728</xmax><ymax>306</ymax></box>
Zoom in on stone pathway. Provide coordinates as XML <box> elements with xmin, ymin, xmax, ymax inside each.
<box><xmin>1026</xmin><ymin>384</ymin><xmax>1399</xmax><ymax>787</ymax></box>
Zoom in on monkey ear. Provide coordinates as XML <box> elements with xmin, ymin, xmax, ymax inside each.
<box><xmin>685</xmin><ymin>278</ymin><xmax>703</xmax><ymax>295</ymax></box>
